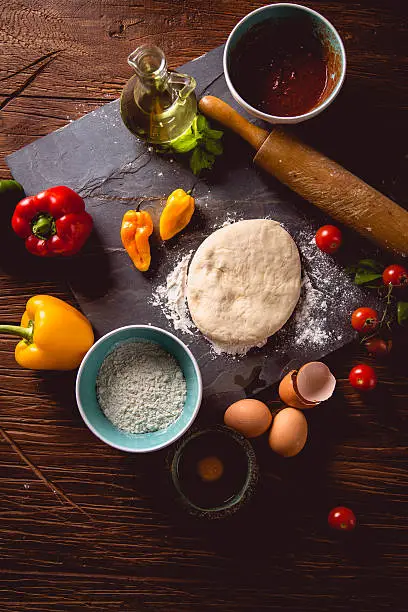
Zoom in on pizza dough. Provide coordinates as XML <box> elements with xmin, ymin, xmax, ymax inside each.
<box><xmin>186</xmin><ymin>219</ymin><xmax>301</xmax><ymax>348</ymax></box>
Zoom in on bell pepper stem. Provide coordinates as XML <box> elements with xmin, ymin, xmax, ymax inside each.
<box><xmin>0</xmin><ymin>320</ymin><xmax>34</xmax><ymax>344</ymax></box>
<box><xmin>31</xmin><ymin>213</ymin><xmax>56</xmax><ymax>239</ymax></box>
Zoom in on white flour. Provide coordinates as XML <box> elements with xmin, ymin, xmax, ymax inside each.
<box><xmin>151</xmin><ymin>252</ymin><xmax>195</xmax><ymax>335</ymax></box>
<box><xmin>212</xmin><ymin>212</ymin><xmax>242</xmax><ymax>229</ymax></box>
<box><xmin>96</xmin><ymin>340</ymin><xmax>186</xmax><ymax>434</ymax></box>
<box><xmin>292</xmin><ymin>274</ymin><xmax>330</xmax><ymax>347</ymax></box>
<box><xmin>276</xmin><ymin>225</ymin><xmax>360</xmax><ymax>350</ymax></box>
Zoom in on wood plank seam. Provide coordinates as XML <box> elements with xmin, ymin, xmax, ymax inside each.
<box><xmin>0</xmin><ymin>50</ymin><xmax>61</xmax><ymax>83</ymax></box>
<box><xmin>0</xmin><ymin>53</ymin><xmax>62</xmax><ymax>113</ymax></box>
<box><xmin>0</xmin><ymin>426</ymin><xmax>93</xmax><ymax>521</ymax></box>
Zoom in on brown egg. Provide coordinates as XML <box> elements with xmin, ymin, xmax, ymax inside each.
<box><xmin>224</xmin><ymin>399</ymin><xmax>272</xmax><ymax>438</ymax></box>
<box><xmin>278</xmin><ymin>362</ymin><xmax>336</xmax><ymax>409</ymax></box>
<box><xmin>268</xmin><ymin>407</ymin><xmax>308</xmax><ymax>457</ymax></box>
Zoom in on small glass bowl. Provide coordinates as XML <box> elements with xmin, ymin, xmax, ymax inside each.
<box><xmin>170</xmin><ymin>425</ymin><xmax>258</xmax><ymax>519</ymax></box>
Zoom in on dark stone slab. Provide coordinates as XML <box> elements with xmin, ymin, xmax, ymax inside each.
<box><xmin>6</xmin><ymin>45</ymin><xmax>380</xmax><ymax>413</ymax></box>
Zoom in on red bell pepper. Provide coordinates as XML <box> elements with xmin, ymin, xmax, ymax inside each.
<box><xmin>11</xmin><ymin>186</ymin><xmax>93</xmax><ymax>257</ymax></box>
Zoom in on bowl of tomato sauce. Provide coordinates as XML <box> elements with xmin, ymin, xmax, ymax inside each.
<box><xmin>224</xmin><ymin>3</ymin><xmax>346</xmax><ymax>124</ymax></box>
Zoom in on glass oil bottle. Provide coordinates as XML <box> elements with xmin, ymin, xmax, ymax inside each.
<box><xmin>120</xmin><ymin>45</ymin><xmax>197</xmax><ymax>145</ymax></box>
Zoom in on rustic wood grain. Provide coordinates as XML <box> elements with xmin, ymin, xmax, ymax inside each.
<box><xmin>1</xmin><ymin>1</ymin><xmax>408</xmax><ymax>611</ymax></box>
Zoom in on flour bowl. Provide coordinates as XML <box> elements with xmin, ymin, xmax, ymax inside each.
<box><xmin>76</xmin><ymin>325</ymin><xmax>202</xmax><ymax>453</ymax></box>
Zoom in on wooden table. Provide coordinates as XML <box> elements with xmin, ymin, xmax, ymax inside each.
<box><xmin>1</xmin><ymin>1</ymin><xmax>407</xmax><ymax>610</ymax></box>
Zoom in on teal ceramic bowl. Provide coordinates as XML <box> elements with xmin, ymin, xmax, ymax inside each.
<box><xmin>76</xmin><ymin>325</ymin><xmax>202</xmax><ymax>453</ymax></box>
<box><xmin>224</xmin><ymin>3</ymin><xmax>346</xmax><ymax>124</ymax></box>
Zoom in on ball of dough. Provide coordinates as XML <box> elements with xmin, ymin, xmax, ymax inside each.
<box><xmin>187</xmin><ymin>219</ymin><xmax>301</xmax><ymax>347</ymax></box>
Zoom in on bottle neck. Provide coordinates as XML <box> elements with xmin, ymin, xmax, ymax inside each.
<box><xmin>128</xmin><ymin>45</ymin><xmax>169</xmax><ymax>88</ymax></box>
<box><xmin>128</xmin><ymin>45</ymin><xmax>175</xmax><ymax>114</ymax></box>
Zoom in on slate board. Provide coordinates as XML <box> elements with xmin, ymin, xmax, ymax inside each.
<box><xmin>6</xmin><ymin>46</ymin><xmax>379</xmax><ymax>413</ymax></box>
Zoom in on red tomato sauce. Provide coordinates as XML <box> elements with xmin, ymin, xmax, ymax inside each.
<box><xmin>230</xmin><ymin>18</ymin><xmax>328</xmax><ymax>117</ymax></box>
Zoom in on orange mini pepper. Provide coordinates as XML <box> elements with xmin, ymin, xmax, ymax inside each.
<box><xmin>159</xmin><ymin>189</ymin><xmax>195</xmax><ymax>241</ymax></box>
<box><xmin>121</xmin><ymin>208</ymin><xmax>153</xmax><ymax>272</ymax></box>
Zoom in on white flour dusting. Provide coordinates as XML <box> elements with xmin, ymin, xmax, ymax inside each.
<box><xmin>151</xmin><ymin>252</ymin><xmax>195</xmax><ymax>335</ymax></box>
<box><xmin>292</xmin><ymin>274</ymin><xmax>330</xmax><ymax>347</ymax></box>
<box><xmin>276</xmin><ymin>225</ymin><xmax>360</xmax><ymax>350</ymax></box>
<box><xmin>295</xmin><ymin>228</ymin><xmax>350</xmax><ymax>300</ymax></box>
<box><xmin>212</xmin><ymin>212</ymin><xmax>242</xmax><ymax>229</ymax></box>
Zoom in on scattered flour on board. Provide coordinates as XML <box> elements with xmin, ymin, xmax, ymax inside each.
<box><xmin>150</xmin><ymin>252</ymin><xmax>195</xmax><ymax>335</ymax></box>
<box><xmin>212</xmin><ymin>211</ymin><xmax>243</xmax><ymax>229</ymax></box>
<box><xmin>277</xmin><ymin>225</ymin><xmax>361</xmax><ymax>350</ymax></box>
<box><xmin>290</xmin><ymin>273</ymin><xmax>330</xmax><ymax>348</ymax></box>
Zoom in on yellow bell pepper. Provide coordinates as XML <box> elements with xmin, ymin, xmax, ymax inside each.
<box><xmin>0</xmin><ymin>295</ymin><xmax>94</xmax><ymax>370</ymax></box>
<box><xmin>121</xmin><ymin>208</ymin><xmax>153</xmax><ymax>272</ymax></box>
<box><xmin>160</xmin><ymin>188</ymin><xmax>195</xmax><ymax>240</ymax></box>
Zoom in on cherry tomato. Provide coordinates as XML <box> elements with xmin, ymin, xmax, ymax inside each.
<box><xmin>315</xmin><ymin>225</ymin><xmax>342</xmax><ymax>254</ymax></box>
<box><xmin>349</xmin><ymin>364</ymin><xmax>377</xmax><ymax>390</ymax></box>
<box><xmin>364</xmin><ymin>337</ymin><xmax>392</xmax><ymax>357</ymax></box>
<box><xmin>351</xmin><ymin>307</ymin><xmax>379</xmax><ymax>334</ymax></box>
<box><xmin>328</xmin><ymin>506</ymin><xmax>356</xmax><ymax>531</ymax></box>
<box><xmin>382</xmin><ymin>264</ymin><xmax>408</xmax><ymax>287</ymax></box>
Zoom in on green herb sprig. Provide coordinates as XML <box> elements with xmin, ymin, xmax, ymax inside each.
<box><xmin>348</xmin><ymin>258</ymin><xmax>408</xmax><ymax>328</ymax></box>
<box><xmin>346</xmin><ymin>258</ymin><xmax>384</xmax><ymax>288</ymax></box>
<box><xmin>167</xmin><ymin>114</ymin><xmax>224</xmax><ymax>175</ymax></box>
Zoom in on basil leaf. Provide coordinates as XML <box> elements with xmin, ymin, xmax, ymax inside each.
<box><xmin>201</xmin><ymin>150</ymin><xmax>215</xmax><ymax>169</ymax></box>
<box><xmin>397</xmin><ymin>301</ymin><xmax>408</xmax><ymax>326</ymax></box>
<box><xmin>171</xmin><ymin>132</ymin><xmax>198</xmax><ymax>153</ymax></box>
<box><xmin>358</xmin><ymin>259</ymin><xmax>383</xmax><ymax>272</ymax></box>
<box><xmin>203</xmin><ymin>137</ymin><xmax>223</xmax><ymax>156</ymax></box>
<box><xmin>190</xmin><ymin>147</ymin><xmax>205</xmax><ymax>175</ymax></box>
<box><xmin>166</xmin><ymin>114</ymin><xmax>224</xmax><ymax>174</ymax></box>
<box><xmin>354</xmin><ymin>271</ymin><xmax>383</xmax><ymax>285</ymax></box>
<box><xmin>205</xmin><ymin>128</ymin><xmax>223</xmax><ymax>140</ymax></box>
<box><xmin>196</xmin><ymin>114</ymin><xmax>208</xmax><ymax>133</ymax></box>
<box><xmin>189</xmin><ymin>147</ymin><xmax>216</xmax><ymax>175</ymax></box>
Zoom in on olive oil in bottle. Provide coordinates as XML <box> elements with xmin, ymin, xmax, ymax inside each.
<box><xmin>120</xmin><ymin>45</ymin><xmax>197</xmax><ymax>144</ymax></box>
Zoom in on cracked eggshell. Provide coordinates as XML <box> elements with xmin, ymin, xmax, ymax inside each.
<box><xmin>278</xmin><ymin>363</ymin><xmax>336</xmax><ymax>409</ymax></box>
<box><xmin>296</xmin><ymin>362</ymin><xmax>336</xmax><ymax>404</ymax></box>
<box><xmin>268</xmin><ymin>407</ymin><xmax>308</xmax><ymax>457</ymax></box>
<box><xmin>278</xmin><ymin>370</ymin><xmax>318</xmax><ymax>409</ymax></box>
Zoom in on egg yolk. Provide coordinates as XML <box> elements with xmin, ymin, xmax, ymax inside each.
<box><xmin>197</xmin><ymin>456</ymin><xmax>224</xmax><ymax>482</ymax></box>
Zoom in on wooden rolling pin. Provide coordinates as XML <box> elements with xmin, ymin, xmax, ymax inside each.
<box><xmin>199</xmin><ymin>96</ymin><xmax>408</xmax><ymax>256</ymax></box>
